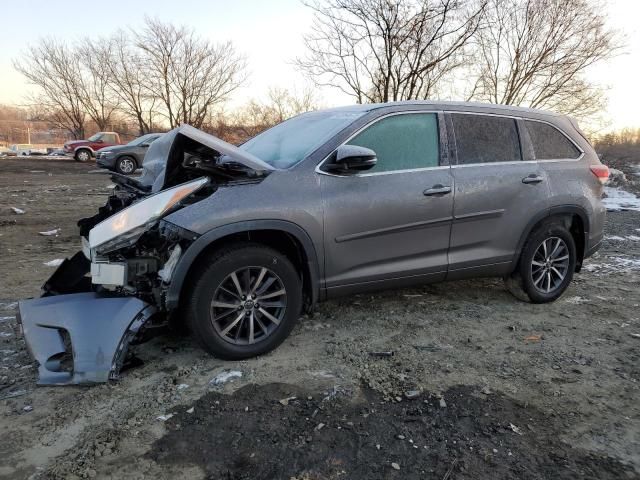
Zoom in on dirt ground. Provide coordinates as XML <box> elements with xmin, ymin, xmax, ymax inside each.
<box><xmin>1</xmin><ymin>156</ymin><xmax>639</xmax><ymax>480</ymax></box>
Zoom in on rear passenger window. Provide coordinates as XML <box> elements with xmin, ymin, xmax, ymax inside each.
<box><xmin>452</xmin><ymin>114</ymin><xmax>521</xmax><ymax>164</ymax></box>
<box><xmin>347</xmin><ymin>113</ymin><xmax>439</xmax><ymax>173</ymax></box>
<box><xmin>525</xmin><ymin>121</ymin><xmax>581</xmax><ymax>160</ymax></box>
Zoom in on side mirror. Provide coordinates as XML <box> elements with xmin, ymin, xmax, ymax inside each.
<box><xmin>95</xmin><ymin>139</ymin><xmax>104</xmax><ymax>143</ymax></box>
<box><xmin>325</xmin><ymin>145</ymin><xmax>377</xmax><ymax>173</ymax></box>
<box><xmin>141</xmin><ymin>143</ymin><xmax>150</xmax><ymax>147</ymax></box>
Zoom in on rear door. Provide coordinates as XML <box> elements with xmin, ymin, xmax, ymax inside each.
<box><xmin>447</xmin><ymin>112</ymin><xmax>549</xmax><ymax>276</ymax></box>
<box><xmin>522</xmin><ymin>119</ymin><xmax>584</xmax><ymax>205</ymax></box>
<box><xmin>319</xmin><ymin>111</ymin><xmax>455</xmax><ymax>294</ymax></box>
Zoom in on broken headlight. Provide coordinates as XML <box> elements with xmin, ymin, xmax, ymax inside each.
<box><xmin>89</xmin><ymin>177</ymin><xmax>209</xmax><ymax>255</ymax></box>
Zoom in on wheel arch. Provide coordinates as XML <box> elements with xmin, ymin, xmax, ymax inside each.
<box><xmin>74</xmin><ymin>146</ymin><xmax>94</xmax><ymax>154</ymax></box>
<box><xmin>513</xmin><ymin>205</ymin><xmax>590</xmax><ymax>272</ymax></box>
<box><xmin>166</xmin><ymin>220</ymin><xmax>321</xmax><ymax>312</ymax></box>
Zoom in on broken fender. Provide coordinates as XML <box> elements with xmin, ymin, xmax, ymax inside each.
<box><xmin>18</xmin><ymin>293</ymin><xmax>155</xmax><ymax>385</ymax></box>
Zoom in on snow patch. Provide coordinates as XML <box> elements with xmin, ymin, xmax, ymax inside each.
<box><xmin>565</xmin><ymin>296</ymin><xmax>588</xmax><ymax>304</ymax></box>
<box><xmin>602</xmin><ymin>187</ymin><xmax>640</xmax><ymax>212</ymax></box>
<box><xmin>606</xmin><ymin>235</ymin><xmax>640</xmax><ymax>242</ymax></box>
<box><xmin>584</xmin><ymin>255</ymin><xmax>640</xmax><ymax>274</ymax></box>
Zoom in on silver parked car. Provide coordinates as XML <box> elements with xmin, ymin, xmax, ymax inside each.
<box><xmin>18</xmin><ymin>101</ymin><xmax>608</xmax><ymax>385</ymax></box>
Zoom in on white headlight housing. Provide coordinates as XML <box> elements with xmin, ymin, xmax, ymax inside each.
<box><xmin>89</xmin><ymin>177</ymin><xmax>208</xmax><ymax>255</ymax></box>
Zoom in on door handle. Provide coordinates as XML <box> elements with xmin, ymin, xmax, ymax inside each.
<box><xmin>522</xmin><ymin>174</ymin><xmax>544</xmax><ymax>184</ymax></box>
<box><xmin>423</xmin><ymin>185</ymin><xmax>452</xmax><ymax>196</ymax></box>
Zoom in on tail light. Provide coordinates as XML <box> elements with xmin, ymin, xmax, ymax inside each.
<box><xmin>590</xmin><ymin>165</ymin><xmax>609</xmax><ymax>185</ymax></box>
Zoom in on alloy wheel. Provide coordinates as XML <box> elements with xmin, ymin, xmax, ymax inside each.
<box><xmin>77</xmin><ymin>150</ymin><xmax>90</xmax><ymax>162</ymax></box>
<box><xmin>119</xmin><ymin>158</ymin><xmax>135</xmax><ymax>174</ymax></box>
<box><xmin>530</xmin><ymin>237</ymin><xmax>570</xmax><ymax>293</ymax></box>
<box><xmin>210</xmin><ymin>266</ymin><xmax>287</xmax><ymax>345</ymax></box>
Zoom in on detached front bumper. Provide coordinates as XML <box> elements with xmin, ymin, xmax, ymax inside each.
<box><xmin>18</xmin><ymin>293</ymin><xmax>155</xmax><ymax>385</ymax></box>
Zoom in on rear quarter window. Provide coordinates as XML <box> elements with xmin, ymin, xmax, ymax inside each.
<box><xmin>524</xmin><ymin>120</ymin><xmax>581</xmax><ymax>160</ymax></box>
<box><xmin>451</xmin><ymin>114</ymin><xmax>521</xmax><ymax>164</ymax></box>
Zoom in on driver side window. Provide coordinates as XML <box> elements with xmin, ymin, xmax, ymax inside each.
<box><xmin>347</xmin><ymin>113</ymin><xmax>439</xmax><ymax>173</ymax></box>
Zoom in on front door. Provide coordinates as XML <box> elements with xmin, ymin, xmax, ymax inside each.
<box><xmin>319</xmin><ymin>112</ymin><xmax>455</xmax><ymax>295</ymax></box>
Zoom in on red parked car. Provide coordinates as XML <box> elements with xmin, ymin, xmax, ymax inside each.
<box><xmin>63</xmin><ymin>132</ymin><xmax>122</xmax><ymax>162</ymax></box>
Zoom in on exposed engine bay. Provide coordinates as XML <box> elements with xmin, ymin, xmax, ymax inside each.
<box><xmin>48</xmin><ymin>124</ymin><xmax>270</xmax><ymax>306</ymax></box>
<box><xmin>17</xmin><ymin>125</ymin><xmax>273</xmax><ymax>385</ymax></box>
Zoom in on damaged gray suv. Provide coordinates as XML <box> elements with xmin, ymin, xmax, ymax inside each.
<box><xmin>18</xmin><ymin>101</ymin><xmax>609</xmax><ymax>385</ymax></box>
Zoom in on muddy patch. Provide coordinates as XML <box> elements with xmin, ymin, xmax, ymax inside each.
<box><xmin>150</xmin><ymin>383</ymin><xmax>637</xmax><ymax>480</ymax></box>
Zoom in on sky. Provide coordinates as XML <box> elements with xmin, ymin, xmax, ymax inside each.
<box><xmin>0</xmin><ymin>0</ymin><xmax>638</xmax><ymax>132</ymax></box>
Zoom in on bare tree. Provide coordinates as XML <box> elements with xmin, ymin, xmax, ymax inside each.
<box><xmin>77</xmin><ymin>40</ymin><xmax>120</xmax><ymax>131</ymax></box>
<box><xmin>91</xmin><ymin>32</ymin><xmax>157</xmax><ymax>135</ymax></box>
<box><xmin>203</xmin><ymin>87</ymin><xmax>320</xmax><ymax>143</ymax></box>
<box><xmin>135</xmin><ymin>18</ymin><xmax>247</xmax><ymax>129</ymax></box>
<box><xmin>13</xmin><ymin>39</ymin><xmax>86</xmax><ymax>138</ymax></box>
<box><xmin>468</xmin><ymin>0</ymin><xmax>622</xmax><ymax>118</ymax></box>
<box><xmin>296</xmin><ymin>0</ymin><xmax>485</xmax><ymax>103</ymax></box>
<box><xmin>233</xmin><ymin>86</ymin><xmax>320</xmax><ymax>138</ymax></box>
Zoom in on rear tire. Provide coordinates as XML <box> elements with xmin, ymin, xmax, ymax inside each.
<box><xmin>186</xmin><ymin>243</ymin><xmax>302</xmax><ymax>359</ymax></box>
<box><xmin>510</xmin><ymin>220</ymin><xmax>577</xmax><ymax>303</ymax></box>
<box><xmin>74</xmin><ymin>149</ymin><xmax>91</xmax><ymax>162</ymax></box>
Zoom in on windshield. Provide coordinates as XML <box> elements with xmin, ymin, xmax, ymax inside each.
<box><xmin>128</xmin><ymin>134</ymin><xmax>158</xmax><ymax>146</ymax></box>
<box><xmin>87</xmin><ymin>133</ymin><xmax>102</xmax><ymax>141</ymax></box>
<box><xmin>239</xmin><ymin>111</ymin><xmax>363</xmax><ymax>169</ymax></box>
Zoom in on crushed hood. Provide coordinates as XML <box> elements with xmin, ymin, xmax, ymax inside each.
<box><xmin>138</xmin><ymin>124</ymin><xmax>274</xmax><ymax>192</ymax></box>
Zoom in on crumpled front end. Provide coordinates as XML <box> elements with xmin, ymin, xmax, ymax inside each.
<box><xmin>19</xmin><ymin>124</ymin><xmax>269</xmax><ymax>386</ymax></box>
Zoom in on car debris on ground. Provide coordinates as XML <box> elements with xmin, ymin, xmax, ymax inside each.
<box><xmin>38</xmin><ymin>228</ymin><xmax>60</xmax><ymax>236</ymax></box>
<box><xmin>209</xmin><ymin>370</ymin><xmax>243</xmax><ymax>386</ymax></box>
<box><xmin>369</xmin><ymin>351</ymin><xmax>394</xmax><ymax>357</ymax></box>
<box><xmin>43</xmin><ymin>258</ymin><xmax>64</xmax><ymax>267</ymax></box>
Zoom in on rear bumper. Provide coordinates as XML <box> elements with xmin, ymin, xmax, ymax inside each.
<box><xmin>18</xmin><ymin>293</ymin><xmax>155</xmax><ymax>385</ymax></box>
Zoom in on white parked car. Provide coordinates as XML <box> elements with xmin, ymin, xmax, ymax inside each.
<box><xmin>9</xmin><ymin>144</ymin><xmax>48</xmax><ymax>156</ymax></box>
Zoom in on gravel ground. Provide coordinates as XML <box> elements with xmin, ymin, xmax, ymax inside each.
<box><xmin>0</xmin><ymin>156</ymin><xmax>639</xmax><ymax>479</ymax></box>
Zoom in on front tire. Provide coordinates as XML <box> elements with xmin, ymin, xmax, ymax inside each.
<box><xmin>187</xmin><ymin>243</ymin><xmax>302</xmax><ymax>359</ymax></box>
<box><xmin>74</xmin><ymin>149</ymin><xmax>91</xmax><ymax>162</ymax></box>
<box><xmin>513</xmin><ymin>221</ymin><xmax>577</xmax><ymax>303</ymax></box>
<box><xmin>115</xmin><ymin>156</ymin><xmax>137</xmax><ymax>174</ymax></box>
